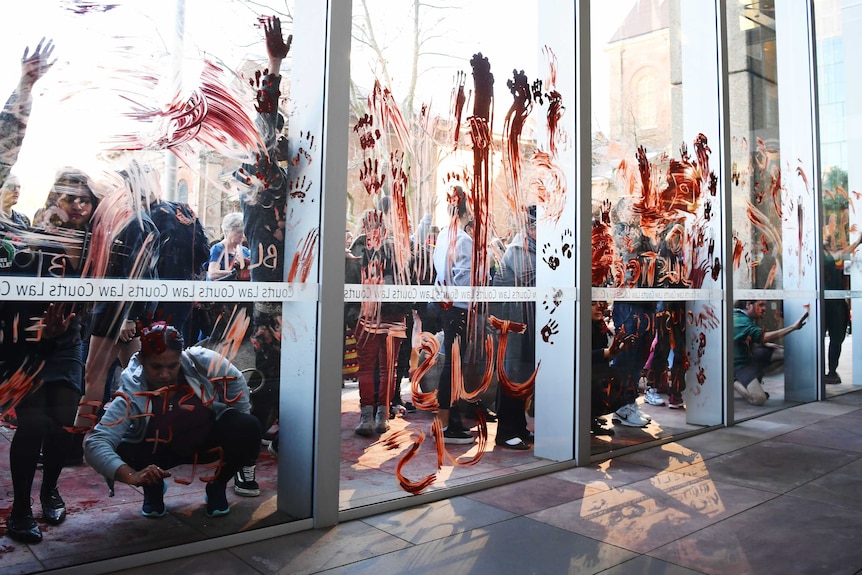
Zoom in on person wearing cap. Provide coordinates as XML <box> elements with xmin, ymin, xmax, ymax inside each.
<box><xmin>84</xmin><ymin>322</ymin><xmax>261</xmax><ymax>519</ymax></box>
<box><xmin>490</xmin><ymin>205</ymin><xmax>537</xmax><ymax>449</ymax></box>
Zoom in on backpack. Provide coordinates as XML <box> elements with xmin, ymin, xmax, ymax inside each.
<box><xmin>150</xmin><ymin>200</ymin><xmax>210</xmax><ymax>281</ymax></box>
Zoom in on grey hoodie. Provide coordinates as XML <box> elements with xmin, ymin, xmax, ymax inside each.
<box><xmin>84</xmin><ymin>346</ymin><xmax>251</xmax><ymax>482</ymax></box>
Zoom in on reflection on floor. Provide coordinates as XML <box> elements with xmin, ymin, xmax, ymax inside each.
<box><xmin>110</xmin><ymin>388</ymin><xmax>862</xmax><ymax>575</ymax></box>
<box><xmin>0</xmin><ymin>426</ymin><xmax>291</xmax><ymax>574</ymax></box>
<box><xmin>339</xmin><ymin>377</ymin><xmax>699</xmax><ymax>512</ymax></box>
<box><xmin>340</xmin><ymin>350</ymin><xmax>862</xmax><ymax>511</ymax></box>
<box><xmin>339</xmin><ymin>381</ymin><xmax>548</xmax><ymax>510</ymax></box>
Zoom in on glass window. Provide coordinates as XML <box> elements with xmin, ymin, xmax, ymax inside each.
<box><xmin>0</xmin><ymin>2</ymin><xmax>304</xmax><ymax>571</ymax></box>
<box><xmin>590</xmin><ymin>0</ymin><xmax>726</xmax><ymax>455</ymax></box>
<box><xmin>815</xmin><ymin>0</ymin><xmax>860</xmax><ymax>397</ymax></box>
<box><xmin>340</xmin><ymin>0</ymin><xmax>578</xmax><ymax>509</ymax></box>
<box><xmin>727</xmin><ymin>1</ymin><xmax>820</xmax><ymax>419</ymax></box>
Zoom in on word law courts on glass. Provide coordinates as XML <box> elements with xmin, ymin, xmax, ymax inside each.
<box><xmin>0</xmin><ymin>277</ymin><xmax>315</xmax><ymax>302</ymax></box>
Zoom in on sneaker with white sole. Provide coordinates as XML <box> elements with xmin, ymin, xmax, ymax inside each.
<box><xmin>233</xmin><ymin>465</ymin><xmax>260</xmax><ymax>497</ymax></box>
<box><xmin>441</xmin><ymin>427</ymin><xmax>474</xmax><ymax>444</ymax></box>
<box><xmin>629</xmin><ymin>402</ymin><xmax>651</xmax><ymax>422</ymax></box>
<box><xmin>644</xmin><ymin>388</ymin><xmax>666</xmax><ymax>406</ymax></box>
<box><xmin>613</xmin><ymin>403</ymin><xmax>650</xmax><ymax>427</ymax></box>
<box><xmin>667</xmin><ymin>393</ymin><xmax>684</xmax><ymax>409</ymax></box>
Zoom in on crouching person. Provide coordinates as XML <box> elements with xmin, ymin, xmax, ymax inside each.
<box><xmin>84</xmin><ymin>322</ymin><xmax>261</xmax><ymax>518</ymax></box>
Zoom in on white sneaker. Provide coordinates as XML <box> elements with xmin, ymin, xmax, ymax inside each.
<box><xmin>631</xmin><ymin>402</ymin><xmax>651</xmax><ymax>422</ymax></box>
<box><xmin>644</xmin><ymin>388</ymin><xmax>666</xmax><ymax>406</ymax></box>
<box><xmin>614</xmin><ymin>403</ymin><xmax>650</xmax><ymax>427</ymax></box>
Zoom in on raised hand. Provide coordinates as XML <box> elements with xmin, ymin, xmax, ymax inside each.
<box><xmin>20</xmin><ymin>37</ymin><xmax>56</xmax><ymax>89</ymax></box>
<box><xmin>263</xmin><ymin>16</ymin><xmax>292</xmax><ymax>61</ymax></box>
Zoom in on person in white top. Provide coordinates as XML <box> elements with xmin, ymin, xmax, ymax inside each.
<box><xmin>431</xmin><ymin>184</ymin><xmax>476</xmax><ymax>444</ymax></box>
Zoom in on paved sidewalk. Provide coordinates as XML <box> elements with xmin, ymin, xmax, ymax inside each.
<box><xmin>108</xmin><ymin>389</ymin><xmax>862</xmax><ymax>575</ymax></box>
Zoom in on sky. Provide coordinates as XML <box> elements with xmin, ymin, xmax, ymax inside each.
<box><xmin>1</xmin><ymin>0</ymin><xmax>637</xmax><ymax>217</ymax></box>
<box><xmin>1</xmin><ymin>0</ymin><xmax>277</xmax><ymax>215</ymax></box>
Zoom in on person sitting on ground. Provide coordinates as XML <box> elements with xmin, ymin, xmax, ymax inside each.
<box><xmin>83</xmin><ymin>322</ymin><xmax>261</xmax><ymax>518</ymax></box>
<box><xmin>733</xmin><ymin>300</ymin><xmax>809</xmax><ymax>406</ymax></box>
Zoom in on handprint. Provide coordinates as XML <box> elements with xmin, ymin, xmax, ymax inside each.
<box><xmin>541</xmin><ymin>318</ymin><xmax>560</xmax><ymax>344</ymax></box>
<box><xmin>560</xmin><ymin>228</ymin><xmax>573</xmax><ymax>259</ymax></box>
<box><xmin>542</xmin><ymin>242</ymin><xmax>560</xmax><ymax>270</ymax></box>
<box><xmin>361</xmin><ymin>257</ymin><xmax>385</xmax><ymax>285</ymax></box>
<box><xmin>251</xmin><ymin>69</ymin><xmax>279</xmax><ymax>114</ymax></box>
<box><xmin>291</xmin><ymin>131</ymin><xmax>315</xmax><ymax>167</ymax></box>
<box><xmin>353</xmin><ymin>114</ymin><xmax>380</xmax><ymax>150</ymax></box>
<box><xmin>530</xmin><ymin>78</ymin><xmax>544</xmax><ymax>105</ymax></box>
<box><xmin>362</xmin><ymin>210</ymin><xmax>387</xmax><ymax>251</ymax></box>
<box><xmin>289</xmin><ymin>175</ymin><xmax>312</xmax><ymax>202</ymax></box>
<box><xmin>359</xmin><ymin>158</ymin><xmax>386</xmax><ymax>195</ymax></box>
<box><xmin>468</xmin><ymin>116</ymin><xmax>491</xmax><ymax>150</ymax></box>
<box><xmin>542</xmin><ymin>289</ymin><xmax>563</xmax><ymax>314</ymax></box>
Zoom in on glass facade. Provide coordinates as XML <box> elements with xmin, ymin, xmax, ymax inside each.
<box><xmin>0</xmin><ymin>1</ymin><xmax>857</xmax><ymax>572</ymax></box>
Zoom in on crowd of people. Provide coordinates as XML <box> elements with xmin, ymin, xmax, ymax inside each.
<box><xmin>0</xmin><ymin>9</ymin><xmax>840</xmax><ymax>552</ymax></box>
<box><xmin>0</xmin><ymin>16</ymin><xmax>292</xmax><ymax>544</ymax></box>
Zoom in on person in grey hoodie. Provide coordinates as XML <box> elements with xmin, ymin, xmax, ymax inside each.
<box><xmin>84</xmin><ymin>322</ymin><xmax>261</xmax><ymax>518</ymax></box>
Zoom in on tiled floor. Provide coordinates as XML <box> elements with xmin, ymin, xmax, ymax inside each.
<box><xmin>2</xmin><ymin>334</ymin><xmax>857</xmax><ymax>574</ymax></box>
<box><xmin>96</xmin><ymin>387</ymin><xmax>862</xmax><ymax>575</ymax></box>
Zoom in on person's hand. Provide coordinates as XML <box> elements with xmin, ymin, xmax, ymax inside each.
<box><xmin>118</xmin><ymin>319</ymin><xmax>137</xmax><ymax>343</ymax></box>
<box><xmin>20</xmin><ymin>37</ymin><xmax>56</xmax><ymax>90</ymax></box>
<box><xmin>41</xmin><ymin>303</ymin><xmax>75</xmax><ymax>339</ymax></box>
<box><xmin>126</xmin><ymin>464</ymin><xmax>171</xmax><ymax>487</ymax></box>
<box><xmin>795</xmin><ymin>311</ymin><xmax>809</xmax><ymax>331</ymax></box>
<box><xmin>608</xmin><ymin>327</ymin><xmax>636</xmax><ymax>356</ymax></box>
<box><xmin>263</xmin><ymin>16</ymin><xmax>292</xmax><ymax>61</ymax></box>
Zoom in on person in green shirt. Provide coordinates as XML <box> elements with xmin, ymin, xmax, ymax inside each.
<box><xmin>733</xmin><ymin>300</ymin><xmax>808</xmax><ymax>405</ymax></box>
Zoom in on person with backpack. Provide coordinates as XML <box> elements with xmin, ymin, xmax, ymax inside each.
<box><xmin>149</xmin><ymin>196</ymin><xmax>210</xmax><ymax>342</ymax></box>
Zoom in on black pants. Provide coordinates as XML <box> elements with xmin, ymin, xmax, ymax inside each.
<box><xmin>117</xmin><ymin>409</ymin><xmax>261</xmax><ymax>485</ymax></box>
<box><xmin>10</xmin><ymin>382</ymin><xmax>80</xmax><ymax>516</ymax></box>
<box><xmin>438</xmin><ymin>306</ymin><xmax>468</xmax><ymax>417</ymax></box>
<box><xmin>824</xmin><ymin>300</ymin><xmax>849</xmax><ymax>373</ymax></box>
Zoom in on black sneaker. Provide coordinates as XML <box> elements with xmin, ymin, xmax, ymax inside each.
<box><xmin>477</xmin><ymin>400</ymin><xmax>498</xmax><ymax>422</ymax></box>
<box><xmin>824</xmin><ymin>372</ymin><xmax>842</xmax><ymax>384</ymax></box>
<box><xmin>233</xmin><ymin>465</ymin><xmax>260</xmax><ymax>497</ymax></box>
<box><xmin>40</xmin><ymin>487</ymin><xmax>67</xmax><ymax>525</ymax></box>
<box><xmin>442</xmin><ymin>428</ymin><xmax>474</xmax><ymax>444</ymax></box>
<box><xmin>205</xmin><ymin>482</ymin><xmax>230</xmax><ymax>517</ymax></box>
<box><xmin>141</xmin><ymin>481</ymin><xmax>167</xmax><ymax>518</ymax></box>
